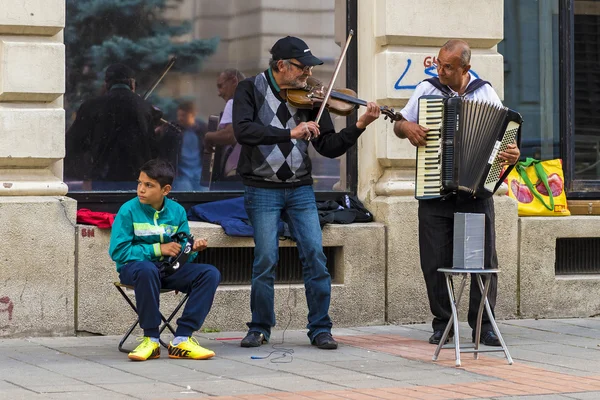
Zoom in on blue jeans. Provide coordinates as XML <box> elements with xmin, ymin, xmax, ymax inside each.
<box><xmin>244</xmin><ymin>185</ymin><xmax>332</xmax><ymax>341</ymax></box>
<box><xmin>119</xmin><ymin>261</ymin><xmax>221</xmax><ymax>338</ymax></box>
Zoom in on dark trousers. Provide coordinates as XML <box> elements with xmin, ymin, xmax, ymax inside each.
<box><xmin>418</xmin><ymin>196</ymin><xmax>498</xmax><ymax>333</ymax></box>
<box><xmin>119</xmin><ymin>261</ymin><xmax>221</xmax><ymax>338</ymax></box>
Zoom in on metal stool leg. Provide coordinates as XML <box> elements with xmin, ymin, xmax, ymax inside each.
<box><xmin>476</xmin><ymin>275</ymin><xmax>513</xmax><ymax>365</ymax></box>
<box><xmin>433</xmin><ymin>273</ymin><xmax>468</xmax><ymax>367</ymax></box>
<box><xmin>473</xmin><ymin>274</ymin><xmax>490</xmax><ymax>360</ymax></box>
<box><xmin>115</xmin><ymin>284</ymin><xmax>141</xmax><ymax>353</ymax></box>
<box><xmin>157</xmin><ymin>293</ymin><xmax>190</xmax><ymax>348</ymax></box>
<box><xmin>114</xmin><ymin>284</ymin><xmax>190</xmax><ymax>353</ymax></box>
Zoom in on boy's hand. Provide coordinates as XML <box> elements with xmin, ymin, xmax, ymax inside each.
<box><xmin>160</xmin><ymin>242</ymin><xmax>181</xmax><ymax>257</ymax></box>
<box><xmin>192</xmin><ymin>238</ymin><xmax>208</xmax><ymax>252</ymax></box>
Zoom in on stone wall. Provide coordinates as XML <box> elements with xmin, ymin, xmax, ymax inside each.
<box><xmin>76</xmin><ymin>222</ymin><xmax>386</xmax><ymax>336</ymax></box>
<box><xmin>0</xmin><ymin>1</ymin><xmax>76</xmax><ymax>338</ymax></box>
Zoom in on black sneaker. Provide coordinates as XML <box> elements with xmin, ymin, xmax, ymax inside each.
<box><xmin>240</xmin><ymin>331</ymin><xmax>267</xmax><ymax>347</ymax></box>
<box><xmin>312</xmin><ymin>332</ymin><xmax>338</xmax><ymax>350</ymax></box>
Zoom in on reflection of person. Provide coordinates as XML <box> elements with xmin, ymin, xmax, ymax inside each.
<box><xmin>204</xmin><ymin>69</ymin><xmax>245</xmax><ymax>187</ymax></box>
<box><xmin>393</xmin><ymin>39</ymin><xmax>521</xmax><ymax>346</ymax></box>
<box><xmin>171</xmin><ymin>102</ymin><xmax>207</xmax><ymax>191</ymax></box>
<box><xmin>233</xmin><ymin>36</ymin><xmax>381</xmax><ymax>350</ymax></box>
<box><xmin>109</xmin><ymin>159</ymin><xmax>220</xmax><ymax>361</ymax></box>
<box><xmin>65</xmin><ymin>64</ymin><xmax>158</xmax><ymax>191</ymax></box>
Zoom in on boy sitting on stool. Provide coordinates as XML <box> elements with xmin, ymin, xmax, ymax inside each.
<box><xmin>109</xmin><ymin>158</ymin><xmax>221</xmax><ymax>361</ymax></box>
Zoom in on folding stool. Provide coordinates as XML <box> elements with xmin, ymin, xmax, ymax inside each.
<box><xmin>432</xmin><ymin>269</ymin><xmax>513</xmax><ymax>367</ymax></box>
<box><xmin>113</xmin><ymin>282</ymin><xmax>190</xmax><ymax>353</ymax></box>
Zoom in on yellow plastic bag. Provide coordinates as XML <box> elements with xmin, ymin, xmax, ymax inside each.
<box><xmin>506</xmin><ymin>158</ymin><xmax>570</xmax><ymax>216</ymax></box>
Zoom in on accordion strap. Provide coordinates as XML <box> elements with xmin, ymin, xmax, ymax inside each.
<box><xmin>424</xmin><ymin>77</ymin><xmax>491</xmax><ymax>97</ymax></box>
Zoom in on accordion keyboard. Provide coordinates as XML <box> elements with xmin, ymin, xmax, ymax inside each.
<box><xmin>415</xmin><ymin>97</ymin><xmax>444</xmax><ymax>199</ymax></box>
<box><xmin>483</xmin><ymin>120</ymin><xmax>520</xmax><ymax>192</ymax></box>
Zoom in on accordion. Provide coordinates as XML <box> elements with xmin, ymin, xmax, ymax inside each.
<box><xmin>415</xmin><ymin>95</ymin><xmax>523</xmax><ymax>200</ymax></box>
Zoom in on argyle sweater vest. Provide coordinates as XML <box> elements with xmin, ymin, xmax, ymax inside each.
<box><xmin>236</xmin><ymin>72</ymin><xmax>313</xmax><ymax>187</ymax></box>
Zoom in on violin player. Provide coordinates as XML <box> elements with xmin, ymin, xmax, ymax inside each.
<box><xmin>65</xmin><ymin>63</ymin><xmax>159</xmax><ymax>191</ymax></box>
<box><xmin>232</xmin><ymin>36</ymin><xmax>381</xmax><ymax>350</ymax></box>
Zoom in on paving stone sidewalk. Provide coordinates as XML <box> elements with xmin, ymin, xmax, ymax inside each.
<box><xmin>2</xmin><ymin>319</ymin><xmax>600</xmax><ymax>400</ymax></box>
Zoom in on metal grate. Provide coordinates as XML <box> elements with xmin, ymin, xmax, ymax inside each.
<box><xmin>195</xmin><ymin>247</ymin><xmax>338</xmax><ymax>284</ymax></box>
<box><xmin>555</xmin><ymin>238</ymin><xmax>600</xmax><ymax>275</ymax></box>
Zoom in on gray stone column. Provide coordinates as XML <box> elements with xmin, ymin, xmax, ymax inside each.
<box><xmin>0</xmin><ymin>0</ymin><xmax>75</xmax><ymax>337</ymax></box>
<box><xmin>356</xmin><ymin>0</ymin><xmax>518</xmax><ymax>324</ymax></box>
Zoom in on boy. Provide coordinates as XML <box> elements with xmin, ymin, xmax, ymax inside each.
<box><xmin>109</xmin><ymin>159</ymin><xmax>221</xmax><ymax>361</ymax></box>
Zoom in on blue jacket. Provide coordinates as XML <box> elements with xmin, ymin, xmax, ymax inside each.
<box><xmin>187</xmin><ymin>196</ymin><xmax>288</xmax><ymax>237</ymax></box>
<box><xmin>109</xmin><ymin>197</ymin><xmax>196</xmax><ymax>272</ymax></box>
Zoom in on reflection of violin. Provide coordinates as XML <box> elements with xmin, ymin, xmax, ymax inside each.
<box><xmin>282</xmin><ymin>77</ymin><xmax>401</xmax><ymax>122</ymax></box>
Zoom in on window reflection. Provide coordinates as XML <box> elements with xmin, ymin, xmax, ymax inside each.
<box><xmin>64</xmin><ymin>0</ymin><xmax>345</xmax><ymax>193</ymax></box>
<box><xmin>573</xmin><ymin>0</ymin><xmax>600</xmax><ymax>180</ymax></box>
<box><xmin>498</xmin><ymin>0</ymin><xmax>560</xmax><ymax>163</ymax></box>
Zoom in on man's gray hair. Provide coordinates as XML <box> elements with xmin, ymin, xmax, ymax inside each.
<box><xmin>221</xmin><ymin>68</ymin><xmax>245</xmax><ymax>84</ymax></box>
<box><xmin>441</xmin><ymin>39</ymin><xmax>471</xmax><ymax>67</ymax></box>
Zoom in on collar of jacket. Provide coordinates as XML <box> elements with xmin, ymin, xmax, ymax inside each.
<box><xmin>109</xmin><ymin>83</ymin><xmax>132</xmax><ymax>91</ymax></box>
<box><xmin>137</xmin><ymin>197</ymin><xmax>167</xmax><ymax>216</ymax></box>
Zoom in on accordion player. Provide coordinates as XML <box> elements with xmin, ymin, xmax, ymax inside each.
<box><xmin>415</xmin><ymin>95</ymin><xmax>523</xmax><ymax>200</ymax></box>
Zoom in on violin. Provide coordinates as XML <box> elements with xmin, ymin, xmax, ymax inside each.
<box><xmin>282</xmin><ymin>77</ymin><xmax>401</xmax><ymax>122</ymax></box>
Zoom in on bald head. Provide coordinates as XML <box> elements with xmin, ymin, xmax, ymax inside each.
<box><xmin>441</xmin><ymin>39</ymin><xmax>471</xmax><ymax>68</ymax></box>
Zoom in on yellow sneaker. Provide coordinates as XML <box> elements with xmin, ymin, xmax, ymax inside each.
<box><xmin>168</xmin><ymin>337</ymin><xmax>215</xmax><ymax>360</ymax></box>
<box><xmin>128</xmin><ymin>337</ymin><xmax>160</xmax><ymax>361</ymax></box>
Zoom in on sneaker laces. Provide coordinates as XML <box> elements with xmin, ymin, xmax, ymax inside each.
<box><xmin>184</xmin><ymin>336</ymin><xmax>200</xmax><ymax>347</ymax></box>
<box><xmin>134</xmin><ymin>336</ymin><xmax>155</xmax><ymax>350</ymax></box>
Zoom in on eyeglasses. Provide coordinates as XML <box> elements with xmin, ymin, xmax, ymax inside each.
<box><xmin>287</xmin><ymin>60</ymin><xmax>313</xmax><ymax>74</ymax></box>
<box><xmin>432</xmin><ymin>62</ymin><xmax>456</xmax><ymax>73</ymax></box>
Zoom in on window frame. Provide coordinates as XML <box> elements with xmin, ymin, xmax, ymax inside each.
<box><xmin>562</xmin><ymin>0</ymin><xmax>600</xmax><ymax>198</ymax></box>
<box><xmin>67</xmin><ymin>0</ymin><xmax>359</xmax><ymax>212</ymax></box>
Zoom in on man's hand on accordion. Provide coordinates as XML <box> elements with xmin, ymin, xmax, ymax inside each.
<box><xmin>394</xmin><ymin>119</ymin><xmax>429</xmax><ymax>147</ymax></box>
<box><xmin>499</xmin><ymin>143</ymin><xmax>521</xmax><ymax>166</ymax></box>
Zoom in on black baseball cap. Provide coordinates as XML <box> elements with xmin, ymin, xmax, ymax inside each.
<box><xmin>105</xmin><ymin>63</ymin><xmax>135</xmax><ymax>82</ymax></box>
<box><xmin>270</xmin><ymin>36</ymin><xmax>323</xmax><ymax>67</ymax></box>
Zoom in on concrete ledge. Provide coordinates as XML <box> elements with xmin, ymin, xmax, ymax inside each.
<box><xmin>519</xmin><ymin>216</ymin><xmax>600</xmax><ymax>318</ymax></box>
<box><xmin>76</xmin><ymin>221</ymin><xmax>386</xmax><ymax>336</ymax></box>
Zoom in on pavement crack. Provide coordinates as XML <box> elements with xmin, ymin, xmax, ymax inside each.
<box><xmin>4</xmin><ymin>379</ymin><xmax>40</xmax><ymax>394</ymax></box>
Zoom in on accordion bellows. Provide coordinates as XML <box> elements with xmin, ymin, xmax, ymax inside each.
<box><xmin>415</xmin><ymin>95</ymin><xmax>523</xmax><ymax>200</ymax></box>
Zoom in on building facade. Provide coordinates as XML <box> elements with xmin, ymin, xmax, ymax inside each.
<box><xmin>1</xmin><ymin>0</ymin><xmax>599</xmax><ymax>337</ymax></box>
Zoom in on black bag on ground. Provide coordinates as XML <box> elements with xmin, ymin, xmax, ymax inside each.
<box><xmin>316</xmin><ymin>195</ymin><xmax>373</xmax><ymax>227</ymax></box>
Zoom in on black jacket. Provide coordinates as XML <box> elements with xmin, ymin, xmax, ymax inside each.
<box><xmin>233</xmin><ymin>71</ymin><xmax>365</xmax><ymax>188</ymax></box>
<box><xmin>65</xmin><ymin>86</ymin><xmax>158</xmax><ymax>182</ymax></box>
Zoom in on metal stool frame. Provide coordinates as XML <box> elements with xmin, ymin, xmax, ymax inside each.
<box><xmin>113</xmin><ymin>282</ymin><xmax>190</xmax><ymax>353</ymax></box>
<box><xmin>432</xmin><ymin>269</ymin><xmax>513</xmax><ymax>367</ymax></box>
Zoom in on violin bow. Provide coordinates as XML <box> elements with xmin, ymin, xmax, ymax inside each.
<box><xmin>315</xmin><ymin>30</ymin><xmax>354</xmax><ymax>125</ymax></box>
<box><xmin>140</xmin><ymin>57</ymin><xmax>182</xmax><ymax>132</ymax></box>
<box><xmin>142</xmin><ymin>56</ymin><xmax>177</xmax><ymax>100</ymax></box>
